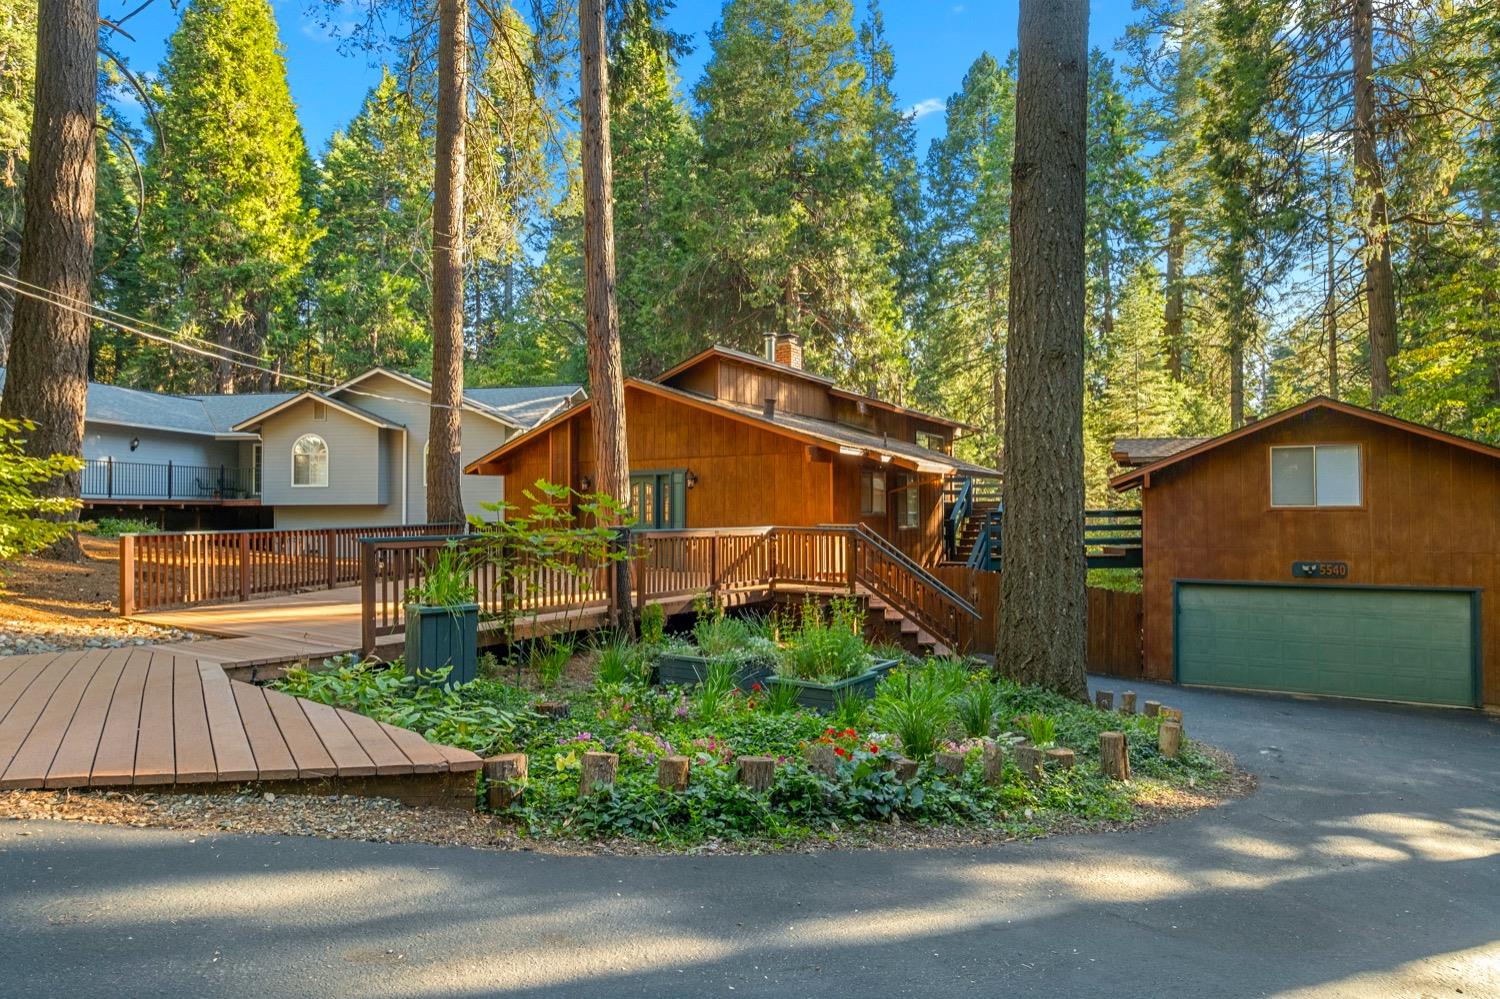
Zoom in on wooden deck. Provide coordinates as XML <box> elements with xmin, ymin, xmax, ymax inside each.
<box><xmin>0</xmin><ymin>648</ymin><xmax>482</xmax><ymax>806</ymax></box>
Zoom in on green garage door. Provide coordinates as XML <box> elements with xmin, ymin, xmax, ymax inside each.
<box><xmin>1176</xmin><ymin>583</ymin><xmax>1477</xmax><ymax>707</ymax></box>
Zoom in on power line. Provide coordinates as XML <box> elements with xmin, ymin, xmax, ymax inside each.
<box><xmin>0</xmin><ymin>275</ymin><xmax>492</xmax><ymax>416</ymax></box>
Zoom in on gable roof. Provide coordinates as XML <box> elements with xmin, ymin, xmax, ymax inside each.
<box><xmin>657</xmin><ymin>345</ymin><xmax>973</xmax><ymax>431</ymax></box>
<box><xmin>0</xmin><ymin>365</ymin><xmax>260</xmax><ymax>439</ymax></box>
<box><xmin>465</xmin><ymin>377</ymin><xmax>999</xmax><ymax>478</ymax></box>
<box><xmin>1111</xmin><ymin>436</ymin><xmax>1210</xmax><ymax>467</ymax></box>
<box><xmin>1110</xmin><ymin>396</ymin><xmax>1500</xmax><ymax>491</ymax></box>
<box><xmin>329</xmin><ymin>367</ymin><xmax>527</xmax><ymax>430</ymax></box>
<box><xmin>229</xmin><ymin>391</ymin><xmax>404</xmax><ymax>432</ymax></box>
<box><xmin>463</xmin><ymin>385</ymin><xmax>585</xmax><ymax>428</ymax></box>
<box><xmin>191</xmin><ymin>392</ymin><xmax>300</xmax><ymax>432</ymax></box>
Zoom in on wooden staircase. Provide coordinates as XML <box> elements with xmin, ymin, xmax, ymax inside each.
<box><xmin>945</xmin><ymin>498</ymin><xmax>999</xmax><ymax>565</ymax></box>
<box><xmin>858</xmin><ymin>585</ymin><xmax>954</xmax><ymax>657</ymax></box>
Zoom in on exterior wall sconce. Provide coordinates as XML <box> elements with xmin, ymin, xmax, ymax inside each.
<box><xmin>686</xmin><ymin>470</ymin><xmax>698</xmax><ymax>489</ymax></box>
<box><xmin>130</xmin><ymin>437</ymin><xmax>140</xmax><ymax>451</ymax></box>
<box><xmin>579</xmin><ymin>475</ymin><xmax>593</xmax><ymax>492</ymax></box>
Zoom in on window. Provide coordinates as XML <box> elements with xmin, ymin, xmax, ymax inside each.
<box><xmin>292</xmin><ymin>434</ymin><xmax>329</xmax><ymax>487</ymax></box>
<box><xmin>915</xmin><ymin>430</ymin><xmax>947</xmax><ymax>453</ymax></box>
<box><xmin>630</xmin><ymin>470</ymin><xmax>686</xmax><ymax>529</ymax></box>
<box><xmin>860</xmin><ymin>468</ymin><xmax>887</xmax><ymax>516</ymax></box>
<box><xmin>1270</xmin><ymin>444</ymin><xmax>1360</xmax><ymax>507</ymax></box>
<box><xmin>895</xmin><ymin>474</ymin><xmax>920</xmax><ymax>528</ymax></box>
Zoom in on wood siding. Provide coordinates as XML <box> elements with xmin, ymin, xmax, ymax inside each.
<box><xmin>1134</xmin><ymin>407</ymin><xmax>1500</xmax><ymax>707</ymax></box>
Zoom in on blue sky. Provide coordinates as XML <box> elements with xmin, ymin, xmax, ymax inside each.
<box><xmin>104</xmin><ymin>1</ymin><xmax>1139</xmax><ymax>156</ymax></box>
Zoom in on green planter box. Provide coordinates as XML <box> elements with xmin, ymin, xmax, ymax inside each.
<box><xmin>658</xmin><ymin>652</ymin><xmax>775</xmax><ymax>692</ymax></box>
<box><xmin>769</xmin><ymin>658</ymin><xmax>901</xmax><ymax>712</ymax></box>
<box><xmin>405</xmin><ymin>603</ymin><xmax>480</xmax><ymax>684</ymax></box>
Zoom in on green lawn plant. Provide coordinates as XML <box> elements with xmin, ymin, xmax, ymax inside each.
<box><xmin>776</xmin><ymin>598</ymin><xmax>871</xmax><ymax>683</ymax></box>
<box><xmin>87</xmin><ymin>516</ymin><xmax>157</xmax><ymax>539</ymax></box>
<box><xmin>406</xmin><ymin>542</ymin><xmax>478</xmax><ymax>608</ymax></box>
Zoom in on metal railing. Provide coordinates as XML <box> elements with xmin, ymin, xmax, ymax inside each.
<box><xmin>83</xmin><ymin>457</ymin><xmax>260</xmax><ymax>501</ymax></box>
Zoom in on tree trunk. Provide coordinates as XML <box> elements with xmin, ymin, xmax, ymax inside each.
<box><xmin>0</xmin><ymin>225</ymin><xmax>19</xmax><ymax>365</ymax></box>
<box><xmin>579</xmin><ymin>0</ymin><xmax>633</xmax><ymax>630</ymax></box>
<box><xmin>1229</xmin><ymin>330</ymin><xmax>1245</xmax><ymax>429</ymax></box>
<box><xmin>426</xmin><ymin>0</ymin><xmax>467</xmax><ymax>526</ymax></box>
<box><xmin>0</xmin><ymin>0</ymin><xmax>97</xmax><ymax>562</ymax></box>
<box><xmin>987</xmin><ymin>273</ymin><xmax>1005</xmax><ymax>474</ymax></box>
<box><xmin>1353</xmin><ymin>0</ymin><xmax>1397</xmax><ymax>402</ymax></box>
<box><xmin>995</xmin><ymin>0</ymin><xmax>1089</xmax><ymax>701</ymax></box>
<box><xmin>1163</xmin><ymin>209</ymin><xmax>1184</xmax><ymax>380</ymax></box>
<box><xmin>1326</xmin><ymin>168</ymin><xmax>1339</xmax><ymax>400</ymax></box>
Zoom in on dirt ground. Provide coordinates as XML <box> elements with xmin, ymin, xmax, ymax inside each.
<box><xmin>0</xmin><ymin>535</ymin><xmax>187</xmax><ymax>652</ymax></box>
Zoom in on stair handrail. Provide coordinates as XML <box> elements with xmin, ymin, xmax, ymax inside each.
<box><xmin>943</xmin><ymin>476</ymin><xmax>973</xmax><ymax>560</ymax></box>
<box><xmin>846</xmin><ymin>523</ymin><xmax>979</xmax><ymax>620</ymax></box>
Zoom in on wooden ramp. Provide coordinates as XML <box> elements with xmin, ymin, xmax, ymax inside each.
<box><xmin>0</xmin><ymin>648</ymin><xmax>482</xmax><ymax>808</ymax></box>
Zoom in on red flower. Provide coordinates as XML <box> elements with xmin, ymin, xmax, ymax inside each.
<box><xmin>844</xmin><ymin>728</ymin><xmax>856</xmax><ymax>738</ymax></box>
<box><xmin>868</xmin><ymin>743</ymin><xmax>880</xmax><ymax>754</ymax></box>
<box><xmin>826</xmin><ymin>727</ymin><xmax>836</xmax><ymax>736</ymax></box>
<box><xmin>833</xmin><ymin>746</ymin><xmax>848</xmax><ymax>758</ymax></box>
<box><xmin>751</xmin><ymin>683</ymin><xmax>763</xmax><ymax>692</ymax></box>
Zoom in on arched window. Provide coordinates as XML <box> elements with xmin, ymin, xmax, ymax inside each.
<box><xmin>292</xmin><ymin>434</ymin><xmax>328</xmax><ymax>487</ymax></box>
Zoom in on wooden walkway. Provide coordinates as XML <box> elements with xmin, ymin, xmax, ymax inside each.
<box><xmin>0</xmin><ymin>648</ymin><xmax>482</xmax><ymax>806</ymax></box>
<box><xmin>139</xmin><ymin>588</ymin><xmax>373</xmax><ymax>675</ymax></box>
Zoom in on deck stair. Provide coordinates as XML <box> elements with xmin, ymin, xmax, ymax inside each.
<box><xmin>942</xmin><ymin>476</ymin><xmax>1003</xmax><ymax>565</ymax></box>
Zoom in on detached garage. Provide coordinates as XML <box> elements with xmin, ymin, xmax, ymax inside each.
<box><xmin>1112</xmin><ymin>398</ymin><xmax>1500</xmax><ymax>710</ymax></box>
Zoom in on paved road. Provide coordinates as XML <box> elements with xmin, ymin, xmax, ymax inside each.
<box><xmin>3</xmin><ymin>678</ymin><xmax>1498</xmax><ymax>999</ymax></box>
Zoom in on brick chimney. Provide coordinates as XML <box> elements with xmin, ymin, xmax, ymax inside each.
<box><xmin>773</xmin><ymin>332</ymin><xmax>803</xmax><ymax>370</ymax></box>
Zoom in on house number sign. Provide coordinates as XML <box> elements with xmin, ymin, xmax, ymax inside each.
<box><xmin>1292</xmin><ymin>561</ymin><xmax>1349</xmax><ymax>579</ymax></box>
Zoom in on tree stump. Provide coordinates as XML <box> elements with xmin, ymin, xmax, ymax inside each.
<box><xmin>483</xmin><ymin>753</ymin><xmax>527</xmax><ymax>810</ymax></box>
<box><xmin>577</xmin><ymin>751</ymin><xmax>618</xmax><ymax>798</ymax></box>
<box><xmin>805</xmin><ymin>743</ymin><xmax>838</xmax><ymax>778</ymax></box>
<box><xmin>891</xmin><ymin>756</ymin><xmax>919</xmax><ymax>782</ymax></box>
<box><xmin>1099</xmin><ymin>732</ymin><xmax>1131</xmax><ymax>781</ymax></box>
<box><xmin>1094</xmin><ymin>690</ymin><xmax>1114</xmax><ymax>711</ymax></box>
<box><xmin>1045</xmin><ymin>747</ymin><xmax>1076</xmax><ymax>770</ymax></box>
<box><xmin>935</xmin><ymin>751</ymin><xmax>966</xmax><ymax>777</ymax></box>
<box><xmin>981</xmin><ymin>739</ymin><xmax>1005</xmax><ymax>786</ymax></box>
<box><xmin>1015</xmin><ymin>744</ymin><xmax>1045</xmax><ymax>780</ymax></box>
<box><xmin>1119</xmin><ymin>691</ymin><xmax>1137</xmax><ymax>715</ymax></box>
<box><xmin>657</xmin><ymin>755</ymin><xmax>690</xmax><ymax>791</ymax></box>
<box><xmin>1160</xmin><ymin>706</ymin><xmax>1183</xmax><ymax>724</ymax></box>
<box><xmin>738</xmin><ymin>755</ymin><xmax>777</xmax><ymax>792</ymax></box>
<box><xmin>1158</xmin><ymin>722</ymin><xmax>1183</xmax><ymax>759</ymax></box>
<box><xmin>1143</xmin><ymin>700</ymin><xmax>1161</xmax><ymax>717</ymax></box>
<box><xmin>536</xmin><ymin>700</ymin><xmax>571</xmax><ymax>719</ymax></box>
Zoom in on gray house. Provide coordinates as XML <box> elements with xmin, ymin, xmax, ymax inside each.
<box><xmin>0</xmin><ymin>365</ymin><xmax>582</xmax><ymax>529</ymax></box>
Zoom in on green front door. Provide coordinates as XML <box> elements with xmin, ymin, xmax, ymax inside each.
<box><xmin>629</xmin><ymin>470</ymin><xmax>686</xmax><ymax>530</ymax></box>
<box><xmin>1176</xmin><ymin>583</ymin><xmax>1477</xmax><ymax>707</ymax></box>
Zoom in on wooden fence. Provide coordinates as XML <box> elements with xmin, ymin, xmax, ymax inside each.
<box><xmin>930</xmin><ymin>564</ymin><xmax>1143</xmax><ymax>676</ymax></box>
<box><xmin>119</xmin><ymin>523</ymin><xmax>457</xmax><ymax>616</ymax></box>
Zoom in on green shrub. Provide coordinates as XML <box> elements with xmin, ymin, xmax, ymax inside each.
<box><xmin>872</xmin><ymin>663</ymin><xmax>955</xmax><ymax>759</ymax></box>
<box><xmin>776</xmin><ymin>599</ymin><xmax>870</xmax><ymax>682</ymax></box>
<box><xmin>88</xmin><ymin>516</ymin><xmax>157</xmax><ymax>539</ymax></box>
<box><xmin>1014</xmin><ymin>713</ymin><xmax>1059</xmax><ymax>748</ymax></box>
<box><xmin>593</xmin><ymin>633</ymin><xmax>633</xmax><ymax>685</ymax></box>
<box><xmin>406</xmin><ymin>543</ymin><xmax>477</xmax><ymax>607</ymax></box>
<box><xmin>639</xmin><ymin>602</ymin><xmax>666</xmax><ymax>645</ymax></box>
<box><xmin>954</xmin><ymin>681</ymin><xmax>1000</xmax><ymax>738</ymax></box>
<box><xmin>529</xmin><ymin>634</ymin><xmax>575</xmax><ymax>690</ymax></box>
<box><xmin>0</xmin><ymin>418</ymin><xmax>84</xmax><ymax>563</ymax></box>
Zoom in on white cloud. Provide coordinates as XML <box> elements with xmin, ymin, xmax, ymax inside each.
<box><xmin>907</xmin><ymin>98</ymin><xmax>944</xmax><ymax>122</ymax></box>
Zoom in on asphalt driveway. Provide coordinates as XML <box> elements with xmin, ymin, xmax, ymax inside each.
<box><xmin>2</xmin><ymin>678</ymin><xmax>1497</xmax><ymax>999</ymax></box>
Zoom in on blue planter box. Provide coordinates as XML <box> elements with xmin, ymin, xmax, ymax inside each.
<box><xmin>405</xmin><ymin>603</ymin><xmax>479</xmax><ymax>684</ymax></box>
<box><xmin>657</xmin><ymin>652</ymin><xmax>775</xmax><ymax>692</ymax></box>
<box><xmin>770</xmin><ymin>658</ymin><xmax>901</xmax><ymax>712</ymax></box>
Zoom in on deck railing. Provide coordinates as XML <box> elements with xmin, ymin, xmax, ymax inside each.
<box><xmin>358</xmin><ymin>525</ymin><xmax>980</xmax><ymax>656</ymax></box>
<box><xmin>119</xmin><ymin>523</ymin><xmax>459</xmax><ymax>616</ymax></box>
<box><xmin>968</xmin><ymin>507</ymin><xmax>1143</xmax><ymax>571</ymax></box>
<box><xmin>84</xmin><ymin>458</ymin><xmax>260</xmax><ymax>501</ymax></box>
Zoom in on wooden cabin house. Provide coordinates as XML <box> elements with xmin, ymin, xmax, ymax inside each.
<box><xmin>1112</xmin><ymin>397</ymin><xmax>1500</xmax><ymax>710</ymax></box>
<box><xmin>465</xmin><ymin>336</ymin><xmax>1000</xmax><ymax>568</ymax></box>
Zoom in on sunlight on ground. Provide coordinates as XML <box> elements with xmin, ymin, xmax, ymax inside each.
<box><xmin>1271</xmin><ymin>942</ymin><xmax>1500</xmax><ymax>998</ymax></box>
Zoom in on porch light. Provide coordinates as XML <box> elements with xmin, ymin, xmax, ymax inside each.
<box><xmin>685</xmin><ymin>470</ymin><xmax>698</xmax><ymax>489</ymax></box>
<box><xmin>838</xmin><ymin>445</ymin><xmax>863</xmax><ymax>456</ymax></box>
<box><xmin>579</xmin><ymin>475</ymin><xmax>593</xmax><ymax>492</ymax></box>
<box><xmin>130</xmin><ymin>437</ymin><xmax>140</xmax><ymax>451</ymax></box>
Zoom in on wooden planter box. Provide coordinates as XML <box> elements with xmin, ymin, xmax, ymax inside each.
<box><xmin>769</xmin><ymin>658</ymin><xmax>900</xmax><ymax>712</ymax></box>
<box><xmin>657</xmin><ymin>651</ymin><xmax>774</xmax><ymax>692</ymax></box>
<box><xmin>405</xmin><ymin>603</ymin><xmax>480</xmax><ymax>684</ymax></box>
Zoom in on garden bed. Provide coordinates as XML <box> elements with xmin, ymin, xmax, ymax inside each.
<box><xmin>263</xmin><ymin>625</ymin><xmax>1244</xmax><ymax>850</ymax></box>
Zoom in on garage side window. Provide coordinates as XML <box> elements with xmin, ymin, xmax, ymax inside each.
<box><xmin>292</xmin><ymin>434</ymin><xmax>329</xmax><ymax>487</ymax></box>
<box><xmin>1270</xmin><ymin>444</ymin><xmax>1360</xmax><ymax>507</ymax></box>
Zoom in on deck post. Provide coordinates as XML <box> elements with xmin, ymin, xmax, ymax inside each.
<box><xmin>709</xmin><ymin>535</ymin><xmax>719</xmax><ymax>602</ymax></box>
<box><xmin>106</xmin><ymin>456</ymin><xmax>113</xmax><ymax>498</ymax></box>
<box><xmin>238</xmin><ymin>532</ymin><xmax>251</xmax><ymax>602</ymax></box>
<box><xmin>325</xmin><ymin>528</ymin><xmax>337</xmax><ymax>590</ymax></box>
<box><xmin>118</xmin><ymin>535</ymin><xmax>135</xmax><ymax>616</ymax></box>
<box><xmin>166</xmin><ymin>459</ymin><xmax>173</xmax><ymax>499</ymax></box>
<box><xmin>360</xmin><ymin>540</ymin><xmax>378</xmax><ymax>657</ymax></box>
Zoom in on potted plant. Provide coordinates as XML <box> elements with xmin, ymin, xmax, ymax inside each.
<box><xmin>657</xmin><ymin>607</ymin><xmax>778</xmax><ymax>691</ymax></box>
<box><xmin>768</xmin><ymin>599</ymin><xmax>899</xmax><ymax>711</ymax></box>
<box><xmin>404</xmin><ymin>543</ymin><xmax>480</xmax><ymax>684</ymax></box>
